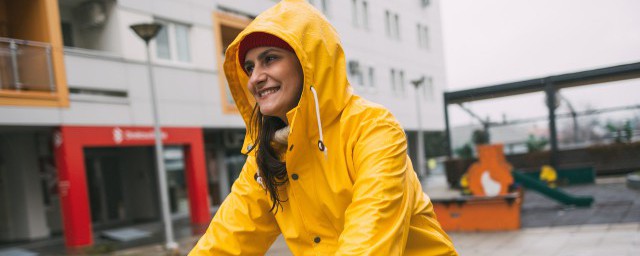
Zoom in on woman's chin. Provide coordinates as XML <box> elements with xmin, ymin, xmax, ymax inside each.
<box><xmin>259</xmin><ymin>109</ymin><xmax>280</xmax><ymax>118</ymax></box>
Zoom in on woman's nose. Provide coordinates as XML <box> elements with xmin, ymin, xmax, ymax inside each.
<box><xmin>249</xmin><ymin>68</ymin><xmax>267</xmax><ymax>87</ymax></box>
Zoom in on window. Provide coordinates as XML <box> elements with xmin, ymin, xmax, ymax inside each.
<box><xmin>390</xmin><ymin>68</ymin><xmax>405</xmax><ymax>96</ymax></box>
<box><xmin>352</xmin><ymin>0</ymin><xmax>359</xmax><ymax>27</ymax></box>
<box><xmin>416</xmin><ymin>24</ymin><xmax>421</xmax><ymax>47</ymax></box>
<box><xmin>321</xmin><ymin>0</ymin><xmax>329</xmax><ymax>16</ymax></box>
<box><xmin>61</xmin><ymin>22</ymin><xmax>74</xmax><ymax>47</ymax></box>
<box><xmin>155</xmin><ymin>19</ymin><xmax>191</xmax><ymax>63</ymax></box>
<box><xmin>367</xmin><ymin>66</ymin><xmax>375</xmax><ymax>89</ymax></box>
<box><xmin>417</xmin><ymin>24</ymin><xmax>429</xmax><ymax>49</ymax></box>
<box><xmin>353</xmin><ymin>0</ymin><xmax>369</xmax><ymax>30</ymax></box>
<box><xmin>356</xmin><ymin>69</ymin><xmax>364</xmax><ymax>85</ymax></box>
<box><xmin>390</xmin><ymin>68</ymin><xmax>396</xmax><ymax>93</ymax></box>
<box><xmin>399</xmin><ymin>70</ymin><xmax>405</xmax><ymax>96</ymax></box>
<box><xmin>394</xmin><ymin>14</ymin><xmax>401</xmax><ymax>40</ymax></box>
<box><xmin>423</xmin><ymin>76</ymin><xmax>434</xmax><ymax>100</ymax></box>
<box><xmin>362</xmin><ymin>1</ymin><xmax>370</xmax><ymax>30</ymax></box>
<box><xmin>348</xmin><ymin>60</ymin><xmax>364</xmax><ymax>87</ymax></box>
<box><xmin>421</xmin><ymin>0</ymin><xmax>431</xmax><ymax>8</ymax></box>
<box><xmin>349</xmin><ymin>60</ymin><xmax>376</xmax><ymax>92</ymax></box>
<box><xmin>385</xmin><ymin>10</ymin><xmax>391</xmax><ymax>37</ymax></box>
<box><xmin>213</xmin><ymin>11</ymin><xmax>252</xmax><ymax>114</ymax></box>
<box><xmin>423</xmin><ymin>26</ymin><xmax>429</xmax><ymax>48</ymax></box>
<box><xmin>310</xmin><ymin>0</ymin><xmax>330</xmax><ymax>16</ymax></box>
<box><xmin>385</xmin><ymin>10</ymin><xmax>401</xmax><ymax>40</ymax></box>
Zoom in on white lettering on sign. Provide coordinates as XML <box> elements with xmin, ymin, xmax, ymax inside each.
<box><xmin>113</xmin><ymin>127</ymin><xmax>169</xmax><ymax>144</ymax></box>
<box><xmin>113</xmin><ymin>128</ymin><xmax>124</xmax><ymax>144</ymax></box>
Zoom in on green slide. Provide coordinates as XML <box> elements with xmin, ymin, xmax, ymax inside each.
<box><xmin>512</xmin><ymin>171</ymin><xmax>594</xmax><ymax>207</ymax></box>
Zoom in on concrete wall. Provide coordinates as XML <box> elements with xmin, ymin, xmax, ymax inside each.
<box><xmin>0</xmin><ymin>133</ymin><xmax>49</xmax><ymax>241</ymax></box>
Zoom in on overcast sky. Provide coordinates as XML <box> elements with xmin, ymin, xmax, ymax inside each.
<box><xmin>439</xmin><ymin>0</ymin><xmax>640</xmax><ymax>126</ymax></box>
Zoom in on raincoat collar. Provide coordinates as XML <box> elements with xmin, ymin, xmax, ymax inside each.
<box><xmin>223</xmin><ymin>0</ymin><xmax>353</xmax><ymax>155</ymax></box>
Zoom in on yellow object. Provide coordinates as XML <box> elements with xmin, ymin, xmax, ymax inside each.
<box><xmin>190</xmin><ymin>0</ymin><xmax>456</xmax><ymax>255</ymax></box>
<box><xmin>460</xmin><ymin>173</ymin><xmax>471</xmax><ymax>195</ymax></box>
<box><xmin>428</xmin><ymin>158</ymin><xmax>438</xmax><ymax>170</ymax></box>
<box><xmin>540</xmin><ymin>165</ymin><xmax>557</xmax><ymax>188</ymax></box>
<box><xmin>460</xmin><ymin>174</ymin><xmax>469</xmax><ymax>188</ymax></box>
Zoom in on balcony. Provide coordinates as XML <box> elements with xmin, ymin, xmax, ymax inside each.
<box><xmin>0</xmin><ymin>37</ymin><xmax>56</xmax><ymax>93</ymax></box>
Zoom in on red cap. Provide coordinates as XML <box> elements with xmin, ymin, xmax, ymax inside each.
<box><xmin>238</xmin><ymin>32</ymin><xmax>295</xmax><ymax>65</ymax></box>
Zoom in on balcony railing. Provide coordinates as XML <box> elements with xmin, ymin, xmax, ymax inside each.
<box><xmin>0</xmin><ymin>37</ymin><xmax>56</xmax><ymax>92</ymax></box>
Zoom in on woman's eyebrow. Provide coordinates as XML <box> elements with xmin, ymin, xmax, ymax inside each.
<box><xmin>244</xmin><ymin>48</ymin><xmax>280</xmax><ymax>67</ymax></box>
<box><xmin>257</xmin><ymin>48</ymin><xmax>278</xmax><ymax>61</ymax></box>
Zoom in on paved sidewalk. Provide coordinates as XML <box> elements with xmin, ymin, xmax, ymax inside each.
<box><xmin>449</xmin><ymin>222</ymin><xmax>639</xmax><ymax>256</ymax></box>
<box><xmin>113</xmin><ymin>222</ymin><xmax>639</xmax><ymax>255</ymax></box>
<box><xmin>262</xmin><ymin>223</ymin><xmax>640</xmax><ymax>256</ymax></box>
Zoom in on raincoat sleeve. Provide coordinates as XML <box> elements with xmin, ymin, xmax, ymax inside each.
<box><xmin>189</xmin><ymin>155</ymin><xmax>280</xmax><ymax>255</ymax></box>
<box><xmin>337</xmin><ymin>117</ymin><xmax>413</xmax><ymax>255</ymax></box>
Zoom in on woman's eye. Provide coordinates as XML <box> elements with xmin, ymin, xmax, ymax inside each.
<box><xmin>244</xmin><ymin>65</ymin><xmax>254</xmax><ymax>74</ymax></box>
<box><xmin>265</xmin><ymin>55</ymin><xmax>278</xmax><ymax>63</ymax></box>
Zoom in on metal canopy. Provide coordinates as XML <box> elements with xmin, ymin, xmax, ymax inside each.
<box><xmin>443</xmin><ymin>61</ymin><xmax>640</xmax><ymax>161</ymax></box>
<box><xmin>445</xmin><ymin>62</ymin><xmax>640</xmax><ymax>104</ymax></box>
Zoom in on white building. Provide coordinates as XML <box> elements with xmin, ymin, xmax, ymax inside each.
<box><xmin>0</xmin><ymin>0</ymin><xmax>447</xmax><ymax>249</ymax></box>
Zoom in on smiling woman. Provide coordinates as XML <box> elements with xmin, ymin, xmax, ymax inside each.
<box><xmin>189</xmin><ymin>0</ymin><xmax>457</xmax><ymax>255</ymax></box>
<box><xmin>242</xmin><ymin>42</ymin><xmax>303</xmax><ymax>122</ymax></box>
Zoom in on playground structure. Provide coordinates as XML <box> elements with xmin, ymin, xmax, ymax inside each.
<box><xmin>433</xmin><ymin>143</ymin><xmax>594</xmax><ymax>232</ymax></box>
<box><xmin>433</xmin><ymin>143</ymin><xmax>522</xmax><ymax>231</ymax></box>
<box><xmin>433</xmin><ymin>62</ymin><xmax>640</xmax><ymax>232</ymax></box>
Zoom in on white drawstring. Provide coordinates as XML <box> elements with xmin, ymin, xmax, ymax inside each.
<box><xmin>309</xmin><ymin>86</ymin><xmax>327</xmax><ymax>157</ymax></box>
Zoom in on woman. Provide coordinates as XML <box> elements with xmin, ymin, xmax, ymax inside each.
<box><xmin>190</xmin><ymin>0</ymin><xmax>457</xmax><ymax>255</ymax></box>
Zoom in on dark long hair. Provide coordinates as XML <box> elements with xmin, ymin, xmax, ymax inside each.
<box><xmin>249</xmin><ymin>104</ymin><xmax>289</xmax><ymax>213</ymax></box>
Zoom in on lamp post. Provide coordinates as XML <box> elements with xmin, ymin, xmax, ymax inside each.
<box><xmin>130</xmin><ymin>23</ymin><xmax>178</xmax><ymax>250</ymax></box>
<box><xmin>411</xmin><ymin>76</ymin><xmax>427</xmax><ymax>178</ymax></box>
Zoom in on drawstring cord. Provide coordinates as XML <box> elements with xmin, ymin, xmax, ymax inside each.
<box><xmin>309</xmin><ymin>86</ymin><xmax>327</xmax><ymax>157</ymax></box>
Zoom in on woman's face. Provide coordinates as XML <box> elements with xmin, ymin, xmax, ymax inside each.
<box><xmin>244</xmin><ymin>46</ymin><xmax>303</xmax><ymax>123</ymax></box>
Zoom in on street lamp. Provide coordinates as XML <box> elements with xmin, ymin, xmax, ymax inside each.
<box><xmin>130</xmin><ymin>23</ymin><xmax>178</xmax><ymax>250</ymax></box>
<box><xmin>411</xmin><ymin>76</ymin><xmax>427</xmax><ymax>178</ymax></box>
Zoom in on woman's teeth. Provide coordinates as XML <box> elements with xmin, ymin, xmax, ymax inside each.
<box><xmin>259</xmin><ymin>88</ymin><xmax>279</xmax><ymax>97</ymax></box>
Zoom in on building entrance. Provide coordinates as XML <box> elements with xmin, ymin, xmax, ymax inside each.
<box><xmin>55</xmin><ymin>126</ymin><xmax>210</xmax><ymax>247</ymax></box>
<box><xmin>86</xmin><ymin>152</ymin><xmax>125</xmax><ymax>227</ymax></box>
<box><xmin>84</xmin><ymin>147</ymin><xmax>160</xmax><ymax>230</ymax></box>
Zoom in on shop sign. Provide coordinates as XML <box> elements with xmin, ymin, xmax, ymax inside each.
<box><xmin>113</xmin><ymin>127</ymin><xmax>168</xmax><ymax>144</ymax></box>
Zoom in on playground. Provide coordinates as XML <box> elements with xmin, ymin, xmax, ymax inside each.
<box><xmin>424</xmin><ymin>169</ymin><xmax>639</xmax><ymax>229</ymax></box>
<box><xmin>430</xmin><ymin>62</ymin><xmax>640</xmax><ymax>232</ymax></box>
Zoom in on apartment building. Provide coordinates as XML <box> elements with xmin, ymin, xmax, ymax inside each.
<box><xmin>0</xmin><ymin>0</ymin><xmax>446</xmax><ymax>249</ymax></box>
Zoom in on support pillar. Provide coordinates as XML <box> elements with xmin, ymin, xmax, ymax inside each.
<box><xmin>545</xmin><ymin>82</ymin><xmax>559</xmax><ymax>167</ymax></box>
<box><xmin>184</xmin><ymin>129</ymin><xmax>211</xmax><ymax>234</ymax></box>
<box><xmin>444</xmin><ymin>98</ymin><xmax>452</xmax><ymax>158</ymax></box>
<box><xmin>54</xmin><ymin>128</ymin><xmax>93</xmax><ymax>247</ymax></box>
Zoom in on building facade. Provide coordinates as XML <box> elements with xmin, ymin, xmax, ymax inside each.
<box><xmin>0</xmin><ymin>0</ymin><xmax>447</xmax><ymax>248</ymax></box>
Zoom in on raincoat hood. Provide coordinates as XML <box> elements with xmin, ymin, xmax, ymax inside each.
<box><xmin>223</xmin><ymin>0</ymin><xmax>352</xmax><ymax>154</ymax></box>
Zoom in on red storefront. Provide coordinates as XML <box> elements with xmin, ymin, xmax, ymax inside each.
<box><xmin>54</xmin><ymin>126</ymin><xmax>210</xmax><ymax>247</ymax></box>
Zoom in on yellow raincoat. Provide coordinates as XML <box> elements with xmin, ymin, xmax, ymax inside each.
<box><xmin>191</xmin><ymin>0</ymin><xmax>457</xmax><ymax>255</ymax></box>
